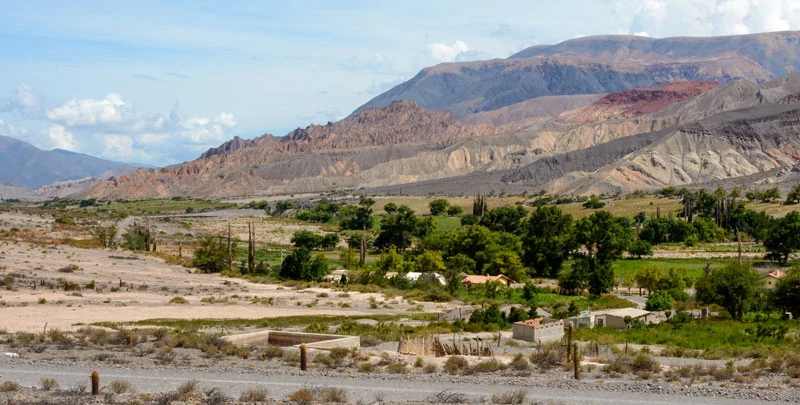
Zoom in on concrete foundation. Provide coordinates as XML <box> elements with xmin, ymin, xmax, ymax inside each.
<box><xmin>222</xmin><ymin>330</ymin><xmax>360</xmax><ymax>351</ymax></box>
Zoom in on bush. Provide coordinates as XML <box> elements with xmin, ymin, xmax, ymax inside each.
<box><xmin>472</xmin><ymin>358</ymin><xmax>507</xmax><ymax>373</ymax></box>
<box><xmin>530</xmin><ymin>343</ymin><xmax>562</xmax><ymax>370</ymax></box>
<box><xmin>358</xmin><ymin>362</ymin><xmax>375</xmax><ymax>373</ymax></box>
<box><xmin>40</xmin><ymin>378</ymin><xmax>59</xmax><ymax>391</ymax></box>
<box><xmin>444</xmin><ymin>355</ymin><xmax>469</xmax><ymax>374</ymax></box>
<box><xmin>239</xmin><ymin>387</ymin><xmax>269</xmax><ymax>402</ymax></box>
<box><xmin>386</xmin><ymin>362</ymin><xmax>407</xmax><ymax>374</ymax></box>
<box><xmin>423</xmin><ymin>362</ymin><xmax>438</xmax><ymax>373</ymax></box>
<box><xmin>288</xmin><ymin>388</ymin><xmax>314</xmax><ymax>404</ymax></box>
<box><xmin>109</xmin><ymin>379</ymin><xmax>133</xmax><ymax>394</ymax></box>
<box><xmin>492</xmin><ymin>389</ymin><xmax>527</xmax><ymax>404</ymax></box>
<box><xmin>177</xmin><ymin>379</ymin><xmax>200</xmax><ymax>395</ymax></box>
<box><xmin>0</xmin><ymin>381</ymin><xmax>20</xmax><ymax>392</ymax></box>
<box><xmin>319</xmin><ymin>387</ymin><xmax>348</xmax><ymax>403</ymax></box>
<box><xmin>169</xmin><ymin>296</ymin><xmax>189</xmax><ymax>304</ymax></box>
<box><xmin>510</xmin><ymin>353</ymin><xmax>529</xmax><ymax>371</ymax></box>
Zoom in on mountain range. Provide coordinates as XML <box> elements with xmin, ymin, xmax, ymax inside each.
<box><xmin>0</xmin><ymin>135</ymin><xmax>136</xmax><ymax>198</ymax></box>
<box><xmin>34</xmin><ymin>31</ymin><xmax>800</xmax><ymax>199</ymax></box>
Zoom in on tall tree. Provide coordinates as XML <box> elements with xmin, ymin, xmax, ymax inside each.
<box><xmin>374</xmin><ymin>205</ymin><xmax>434</xmax><ymax>251</ymax></box>
<box><xmin>428</xmin><ymin>199</ymin><xmax>450</xmax><ymax>216</ymax></box>
<box><xmin>521</xmin><ymin>206</ymin><xmax>576</xmax><ymax>278</ymax></box>
<box><xmin>279</xmin><ymin>247</ymin><xmax>329</xmax><ymax>281</ymax></box>
<box><xmin>764</xmin><ymin>211</ymin><xmax>800</xmax><ymax>264</ymax></box>
<box><xmin>694</xmin><ymin>262</ymin><xmax>764</xmax><ymax>320</ymax></box>
<box><xmin>571</xmin><ymin>211</ymin><xmax>634</xmax><ymax>295</ymax></box>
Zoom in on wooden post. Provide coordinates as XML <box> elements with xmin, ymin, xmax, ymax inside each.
<box><xmin>573</xmin><ymin>342</ymin><xmax>581</xmax><ymax>380</ymax></box>
<box><xmin>91</xmin><ymin>370</ymin><xmax>100</xmax><ymax>395</ymax></box>
<box><xmin>567</xmin><ymin>323</ymin><xmax>574</xmax><ymax>362</ymax></box>
<box><xmin>300</xmin><ymin>344</ymin><xmax>307</xmax><ymax>371</ymax></box>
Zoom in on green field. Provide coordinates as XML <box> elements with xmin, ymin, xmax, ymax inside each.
<box><xmin>95</xmin><ymin>198</ymin><xmax>237</xmax><ymax>216</ymax></box>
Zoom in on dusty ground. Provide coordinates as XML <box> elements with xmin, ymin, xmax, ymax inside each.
<box><xmin>2</xmin><ymin>209</ymin><xmax>800</xmax><ymax>404</ymax></box>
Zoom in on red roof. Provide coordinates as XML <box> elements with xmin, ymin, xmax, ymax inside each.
<box><xmin>767</xmin><ymin>270</ymin><xmax>786</xmax><ymax>279</ymax></box>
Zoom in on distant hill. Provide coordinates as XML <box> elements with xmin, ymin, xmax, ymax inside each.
<box><xmin>84</xmin><ymin>33</ymin><xmax>800</xmax><ymax>200</ymax></box>
<box><xmin>0</xmin><ymin>135</ymin><xmax>136</xmax><ymax>189</ymax></box>
<box><xmin>353</xmin><ymin>32</ymin><xmax>800</xmax><ymax>117</ymax></box>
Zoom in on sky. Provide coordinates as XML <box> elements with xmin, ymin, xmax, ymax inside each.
<box><xmin>1</xmin><ymin>0</ymin><xmax>799</xmax><ymax>167</ymax></box>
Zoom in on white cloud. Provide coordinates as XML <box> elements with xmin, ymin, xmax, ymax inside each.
<box><xmin>214</xmin><ymin>112</ymin><xmax>237</xmax><ymax>127</ymax></box>
<box><xmin>1</xmin><ymin>83</ymin><xmax>43</xmax><ymax>113</ymax></box>
<box><xmin>35</xmin><ymin>93</ymin><xmax>239</xmax><ymax>165</ymax></box>
<box><xmin>607</xmin><ymin>0</ymin><xmax>800</xmax><ymax>37</ymax></box>
<box><xmin>633</xmin><ymin>31</ymin><xmax>651</xmax><ymax>37</ymax></box>
<box><xmin>47</xmin><ymin>124</ymin><xmax>79</xmax><ymax>151</ymax></box>
<box><xmin>427</xmin><ymin>40</ymin><xmax>470</xmax><ymax>63</ymax></box>
<box><xmin>14</xmin><ymin>83</ymin><xmax>41</xmax><ymax>109</ymax></box>
<box><xmin>46</xmin><ymin>93</ymin><xmax>132</xmax><ymax>127</ymax></box>
<box><xmin>100</xmin><ymin>134</ymin><xmax>136</xmax><ymax>161</ymax></box>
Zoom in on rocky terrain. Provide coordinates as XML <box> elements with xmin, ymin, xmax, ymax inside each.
<box><xmin>557</xmin><ymin>81</ymin><xmax>719</xmax><ymax>125</ymax></box>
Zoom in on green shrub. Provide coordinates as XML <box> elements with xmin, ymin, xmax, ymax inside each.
<box><xmin>239</xmin><ymin>387</ymin><xmax>269</xmax><ymax>402</ymax></box>
<box><xmin>169</xmin><ymin>296</ymin><xmax>189</xmax><ymax>304</ymax></box>
<box><xmin>288</xmin><ymin>388</ymin><xmax>314</xmax><ymax>404</ymax></box>
<box><xmin>444</xmin><ymin>355</ymin><xmax>468</xmax><ymax>374</ymax></box>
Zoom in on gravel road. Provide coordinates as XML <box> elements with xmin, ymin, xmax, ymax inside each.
<box><xmin>0</xmin><ymin>361</ymin><xmax>795</xmax><ymax>404</ymax></box>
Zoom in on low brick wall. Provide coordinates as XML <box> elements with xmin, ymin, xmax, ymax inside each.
<box><xmin>222</xmin><ymin>330</ymin><xmax>360</xmax><ymax>351</ymax></box>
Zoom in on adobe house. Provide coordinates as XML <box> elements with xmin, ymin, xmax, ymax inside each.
<box><xmin>592</xmin><ymin>308</ymin><xmax>654</xmax><ymax>329</ymax></box>
<box><xmin>765</xmin><ymin>270</ymin><xmax>786</xmax><ymax>289</ymax></box>
<box><xmin>462</xmin><ymin>274</ymin><xmax>515</xmax><ymax>287</ymax></box>
<box><xmin>511</xmin><ymin>317</ymin><xmax>564</xmax><ymax>342</ymax></box>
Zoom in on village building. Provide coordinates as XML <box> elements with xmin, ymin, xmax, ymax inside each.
<box><xmin>765</xmin><ymin>270</ymin><xmax>786</xmax><ymax>289</ymax></box>
<box><xmin>461</xmin><ymin>274</ymin><xmax>515</xmax><ymax>287</ymax></box>
<box><xmin>567</xmin><ymin>308</ymin><xmax>655</xmax><ymax>330</ymax></box>
<box><xmin>511</xmin><ymin>317</ymin><xmax>565</xmax><ymax>342</ymax></box>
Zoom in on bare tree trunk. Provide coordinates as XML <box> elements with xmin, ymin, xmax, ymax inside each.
<box><xmin>227</xmin><ymin>220</ymin><xmax>232</xmax><ymax>272</ymax></box>
<box><xmin>736</xmin><ymin>226</ymin><xmax>743</xmax><ymax>266</ymax></box>
<box><xmin>248</xmin><ymin>221</ymin><xmax>255</xmax><ymax>273</ymax></box>
<box><xmin>359</xmin><ymin>225</ymin><xmax>366</xmax><ymax>265</ymax></box>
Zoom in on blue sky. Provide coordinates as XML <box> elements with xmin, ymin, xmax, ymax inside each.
<box><xmin>1</xmin><ymin>0</ymin><xmax>798</xmax><ymax>167</ymax></box>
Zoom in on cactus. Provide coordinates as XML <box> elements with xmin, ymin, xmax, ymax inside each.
<box><xmin>300</xmin><ymin>344</ymin><xmax>307</xmax><ymax>371</ymax></box>
<box><xmin>91</xmin><ymin>370</ymin><xmax>99</xmax><ymax>395</ymax></box>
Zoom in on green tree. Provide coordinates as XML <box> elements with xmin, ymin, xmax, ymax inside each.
<box><xmin>291</xmin><ymin>230</ymin><xmax>323</xmax><ymax>250</ymax></box>
<box><xmin>633</xmin><ymin>266</ymin><xmax>662</xmax><ymax>296</ymax></box>
<box><xmin>694</xmin><ymin>262</ymin><xmax>764</xmax><ymax>320</ymax></box>
<box><xmin>91</xmin><ymin>224</ymin><xmax>118</xmax><ymax>248</ymax></box>
<box><xmin>374</xmin><ymin>205</ymin><xmax>434</xmax><ymax>251</ymax></box>
<box><xmin>764</xmin><ymin>211</ymin><xmax>800</xmax><ymax>264</ymax></box>
<box><xmin>482</xmin><ymin>250</ymin><xmax>526</xmax><ymax>283</ymax></box>
<box><xmin>428</xmin><ymin>199</ymin><xmax>450</xmax><ymax>216</ymax></box>
<box><xmin>473</xmin><ymin>195</ymin><xmax>488</xmax><ymax>217</ymax></box>
<box><xmin>194</xmin><ymin>236</ymin><xmax>235</xmax><ymax>273</ymax></box>
<box><xmin>339</xmin><ymin>198</ymin><xmax>375</xmax><ymax>231</ymax></box>
<box><xmin>414</xmin><ymin>250</ymin><xmax>446</xmax><ymax>274</ymax></box>
<box><xmin>771</xmin><ymin>268</ymin><xmax>800</xmax><ymax>316</ymax></box>
<box><xmin>446</xmin><ymin>205</ymin><xmax>463</xmax><ymax>216</ymax></box>
<box><xmin>479</xmin><ymin>205</ymin><xmax>527</xmax><ymax>234</ymax></box>
<box><xmin>628</xmin><ymin>239</ymin><xmax>653</xmax><ymax>259</ymax></box>
<box><xmin>521</xmin><ymin>206</ymin><xmax>576</xmax><ymax>278</ymax></box>
<box><xmin>645</xmin><ymin>290</ymin><xmax>673</xmax><ymax>311</ymax></box>
<box><xmin>571</xmin><ymin>211</ymin><xmax>634</xmax><ymax>295</ymax></box>
<box><xmin>785</xmin><ymin>184</ymin><xmax>800</xmax><ymax>205</ymax></box>
<box><xmin>279</xmin><ymin>247</ymin><xmax>329</xmax><ymax>281</ymax></box>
